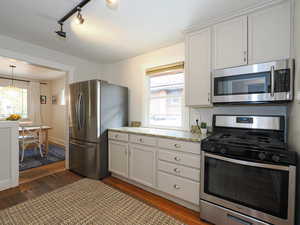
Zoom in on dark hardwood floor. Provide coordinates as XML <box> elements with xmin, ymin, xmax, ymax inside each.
<box><xmin>0</xmin><ymin>171</ymin><xmax>81</xmax><ymax>210</ymax></box>
<box><xmin>0</xmin><ymin>170</ymin><xmax>210</xmax><ymax>225</ymax></box>
<box><xmin>20</xmin><ymin>161</ymin><xmax>66</xmax><ymax>184</ymax></box>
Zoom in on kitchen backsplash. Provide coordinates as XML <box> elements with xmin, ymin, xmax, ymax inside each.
<box><xmin>190</xmin><ymin>105</ymin><xmax>288</xmax><ymax>129</ymax></box>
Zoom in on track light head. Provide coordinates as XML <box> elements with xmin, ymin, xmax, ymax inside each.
<box><xmin>55</xmin><ymin>23</ymin><xmax>66</xmax><ymax>38</ymax></box>
<box><xmin>106</xmin><ymin>0</ymin><xmax>119</xmax><ymax>9</ymax></box>
<box><xmin>75</xmin><ymin>7</ymin><xmax>85</xmax><ymax>25</ymax></box>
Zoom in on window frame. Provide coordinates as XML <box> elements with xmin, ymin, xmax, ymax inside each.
<box><xmin>145</xmin><ymin>73</ymin><xmax>189</xmax><ymax>131</ymax></box>
<box><xmin>0</xmin><ymin>84</ymin><xmax>30</xmax><ymax>121</ymax></box>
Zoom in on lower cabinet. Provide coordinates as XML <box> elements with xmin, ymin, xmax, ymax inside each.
<box><xmin>157</xmin><ymin>172</ymin><xmax>200</xmax><ymax>205</ymax></box>
<box><xmin>129</xmin><ymin>144</ymin><xmax>156</xmax><ymax>188</ymax></box>
<box><xmin>108</xmin><ymin>141</ymin><xmax>129</xmax><ymax>178</ymax></box>
<box><xmin>108</xmin><ymin>132</ymin><xmax>201</xmax><ymax>208</ymax></box>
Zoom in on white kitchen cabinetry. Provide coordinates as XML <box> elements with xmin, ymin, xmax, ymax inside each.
<box><xmin>108</xmin><ymin>131</ymin><xmax>201</xmax><ymax>210</ymax></box>
<box><xmin>0</xmin><ymin>122</ymin><xmax>19</xmax><ymax>191</ymax></box>
<box><xmin>129</xmin><ymin>144</ymin><xmax>156</xmax><ymax>187</ymax></box>
<box><xmin>108</xmin><ymin>140</ymin><xmax>129</xmax><ymax>178</ymax></box>
<box><xmin>185</xmin><ymin>28</ymin><xmax>212</xmax><ymax>106</ymax></box>
<box><xmin>248</xmin><ymin>1</ymin><xmax>291</xmax><ymax>64</ymax></box>
<box><xmin>213</xmin><ymin>16</ymin><xmax>248</xmax><ymax>69</ymax></box>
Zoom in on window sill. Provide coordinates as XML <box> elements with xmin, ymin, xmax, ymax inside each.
<box><xmin>145</xmin><ymin>125</ymin><xmax>189</xmax><ymax>132</ymax></box>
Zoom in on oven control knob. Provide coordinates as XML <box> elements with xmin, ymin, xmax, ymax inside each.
<box><xmin>272</xmin><ymin>155</ymin><xmax>280</xmax><ymax>162</ymax></box>
<box><xmin>220</xmin><ymin>147</ymin><xmax>227</xmax><ymax>154</ymax></box>
<box><xmin>258</xmin><ymin>152</ymin><xmax>266</xmax><ymax>160</ymax></box>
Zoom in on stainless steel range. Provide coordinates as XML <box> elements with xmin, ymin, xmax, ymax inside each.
<box><xmin>200</xmin><ymin>115</ymin><xmax>297</xmax><ymax>225</ymax></box>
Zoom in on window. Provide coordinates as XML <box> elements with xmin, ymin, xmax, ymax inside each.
<box><xmin>0</xmin><ymin>86</ymin><xmax>28</xmax><ymax>119</ymax></box>
<box><xmin>146</xmin><ymin>62</ymin><xmax>188</xmax><ymax>129</ymax></box>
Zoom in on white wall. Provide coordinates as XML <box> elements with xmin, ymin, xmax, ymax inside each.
<box><xmin>0</xmin><ymin>34</ymin><xmax>107</xmax><ymax>83</ymax></box>
<box><xmin>41</xmin><ymin>77</ymin><xmax>67</xmax><ymax>146</ymax></box>
<box><xmin>288</xmin><ymin>0</ymin><xmax>300</xmax><ymax>223</ymax></box>
<box><xmin>105</xmin><ymin>43</ymin><xmax>185</xmax><ymax>124</ymax></box>
<box><xmin>49</xmin><ymin>77</ymin><xmax>66</xmax><ymax>145</ymax></box>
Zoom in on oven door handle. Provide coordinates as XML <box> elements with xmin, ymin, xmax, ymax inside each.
<box><xmin>204</xmin><ymin>153</ymin><xmax>290</xmax><ymax>171</ymax></box>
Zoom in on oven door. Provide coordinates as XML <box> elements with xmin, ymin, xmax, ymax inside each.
<box><xmin>200</xmin><ymin>152</ymin><xmax>296</xmax><ymax>225</ymax></box>
<box><xmin>212</xmin><ymin>59</ymin><xmax>293</xmax><ymax>103</ymax></box>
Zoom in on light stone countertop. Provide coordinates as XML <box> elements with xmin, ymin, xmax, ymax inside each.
<box><xmin>109</xmin><ymin>127</ymin><xmax>209</xmax><ymax>142</ymax></box>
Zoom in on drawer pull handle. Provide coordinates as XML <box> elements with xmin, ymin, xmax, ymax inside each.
<box><xmin>174</xmin><ymin>156</ymin><xmax>181</xmax><ymax>161</ymax></box>
<box><xmin>174</xmin><ymin>144</ymin><xmax>181</xmax><ymax>148</ymax></box>
<box><xmin>173</xmin><ymin>184</ymin><xmax>180</xmax><ymax>189</ymax></box>
<box><xmin>174</xmin><ymin>168</ymin><xmax>180</xmax><ymax>173</ymax></box>
<box><xmin>139</xmin><ymin>138</ymin><xmax>144</xmax><ymax>143</ymax></box>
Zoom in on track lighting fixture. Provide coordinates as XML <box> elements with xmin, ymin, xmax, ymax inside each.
<box><xmin>55</xmin><ymin>0</ymin><xmax>120</xmax><ymax>38</ymax></box>
<box><xmin>55</xmin><ymin>23</ymin><xmax>66</xmax><ymax>38</ymax></box>
<box><xmin>75</xmin><ymin>7</ymin><xmax>85</xmax><ymax>25</ymax></box>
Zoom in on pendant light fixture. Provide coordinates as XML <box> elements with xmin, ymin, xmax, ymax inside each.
<box><xmin>8</xmin><ymin>65</ymin><xmax>17</xmax><ymax>89</ymax></box>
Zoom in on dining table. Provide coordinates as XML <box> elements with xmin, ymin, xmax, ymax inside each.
<box><xmin>19</xmin><ymin>125</ymin><xmax>52</xmax><ymax>155</ymax></box>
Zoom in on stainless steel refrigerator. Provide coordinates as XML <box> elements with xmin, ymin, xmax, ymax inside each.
<box><xmin>69</xmin><ymin>80</ymin><xmax>128</xmax><ymax>179</ymax></box>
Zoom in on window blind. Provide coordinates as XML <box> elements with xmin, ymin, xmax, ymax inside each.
<box><xmin>146</xmin><ymin>61</ymin><xmax>184</xmax><ymax>76</ymax></box>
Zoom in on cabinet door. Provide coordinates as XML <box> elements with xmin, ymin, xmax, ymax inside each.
<box><xmin>108</xmin><ymin>141</ymin><xmax>129</xmax><ymax>178</ymax></box>
<box><xmin>248</xmin><ymin>1</ymin><xmax>291</xmax><ymax>64</ymax></box>
<box><xmin>185</xmin><ymin>28</ymin><xmax>212</xmax><ymax>106</ymax></box>
<box><xmin>214</xmin><ymin>16</ymin><xmax>248</xmax><ymax>69</ymax></box>
<box><xmin>129</xmin><ymin>144</ymin><xmax>156</xmax><ymax>188</ymax></box>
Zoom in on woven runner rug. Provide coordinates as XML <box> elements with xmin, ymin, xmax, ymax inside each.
<box><xmin>0</xmin><ymin>179</ymin><xmax>185</xmax><ymax>225</ymax></box>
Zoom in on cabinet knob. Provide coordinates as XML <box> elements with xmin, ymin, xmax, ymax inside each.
<box><xmin>115</xmin><ymin>134</ymin><xmax>119</xmax><ymax>138</ymax></box>
<box><xmin>174</xmin><ymin>144</ymin><xmax>181</xmax><ymax>148</ymax></box>
<box><xmin>174</xmin><ymin>168</ymin><xmax>180</xmax><ymax>173</ymax></box>
<box><xmin>174</xmin><ymin>156</ymin><xmax>181</xmax><ymax>161</ymax></box>
<box><xmin>173</xmin><ymin>184</ymin><xmax>180</xmax><ymax>189</ymax></box>
<box><xmin>139</xmin><ymin>138</ymin><xmax>144</xmax><ymax>143</ymax></box>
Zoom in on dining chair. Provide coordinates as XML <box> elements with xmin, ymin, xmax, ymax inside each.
<box><xmin>19</xmin><ymin>125</ymin><xmax>43</xmax><ymax>162</ymax></box>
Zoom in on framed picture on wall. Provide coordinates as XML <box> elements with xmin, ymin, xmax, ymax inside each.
<box><xmin>40</xmin><ymin>95</ymin><xmax>47</xmax><ymax>104</ymax></box>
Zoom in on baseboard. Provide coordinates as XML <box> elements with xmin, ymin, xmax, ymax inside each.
<box><xmin>112</xmin><ymin>173</ymin><xmax>200</xmax><ymax>212</ymax></box>
<box><xmin>49</xmin><ymin>136</ymin><xmax>66</xmax><ymax>147</ymax></box>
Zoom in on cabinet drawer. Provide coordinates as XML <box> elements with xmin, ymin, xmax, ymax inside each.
<box><xmin>108</xmin><ymin>132</ymin><xmax>128</xmax><ymax>142</ymax></box>
<box><xmin>158</xmin><ymin>138</ymin><xmax>200</xmax><ymax>155</ymax></box>
<box><xmin>157</xmin><ymin>172</ymin><xmax>200</xmax><ymax>205</ymax></box>
<box><xmin>158</xmin><ymin>150</ymin><xmax>200</xmax><ymax>169</ymax></box>
<box><xmin>129</xmin><ymin>134</ymin><xmax>157</xmax><ymax>146</ymax></box>
<box><xmin>158</xmin><ymin>160</ymin><xmax>200</xmax><ymax>182</ymax></box>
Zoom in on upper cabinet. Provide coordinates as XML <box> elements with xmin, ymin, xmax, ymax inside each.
<box><xmin>213</xmin><ymin>16</ymin><xmax>248</xmax><ymax>70</ymax></box>
<box><xmin>248</xmin><ymin>1</ymin><xmax>291</xmax><ymax>64</ymax></box>
<box><xmin>185</xmin><ymin>28</ymin><xmax>212</xmax><ymax>107</ymax></box>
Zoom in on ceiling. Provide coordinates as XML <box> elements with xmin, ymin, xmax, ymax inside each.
<box><xmin>0</xmin><ymin>56</ymin><xmax>66</xmax><ymax>81</ymax></box>
<box><xmin>0</xmin><ymin>0</ymin><xmax>272</xmax><ymax>63</ymax></box>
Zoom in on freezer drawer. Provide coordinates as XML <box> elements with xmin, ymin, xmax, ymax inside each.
<box><xmin>69</xmin><ymin>139</ymin><xmax>102</xmax><ymax>179</ymax></box>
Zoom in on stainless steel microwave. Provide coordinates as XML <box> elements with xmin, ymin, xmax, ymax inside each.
<box><xmin>212</xmin><ymin>59</ymin><xmax>294</xmax><ymax>104</ymax></box>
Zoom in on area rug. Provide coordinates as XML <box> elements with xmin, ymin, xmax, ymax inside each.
<box><xmin>19</xmin><ymin>144</ymin><xmax>65</xmax><ymax>171</ymax></box>
<box><xmin>0</xmin><ymin>179</ymin><xmax>185</xmax><ymax>225</ymax></box>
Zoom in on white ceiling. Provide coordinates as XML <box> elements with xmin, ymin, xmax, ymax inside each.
<box><xmin>0</xmin><ymin>0</ymin><xmax>272</xmax><ymax>63</ymax></box>
<box><xmin>0</xmin><ymin>56</ymin><xmax>66</xmax><ymax>81</ymax></box>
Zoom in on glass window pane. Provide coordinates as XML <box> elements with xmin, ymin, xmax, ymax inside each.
<box><xmin>148</xmin><ymin>72</ymin><xmax>185</xmax><ymax>128</ymax></box>
<box><xmin>150</xmin><ymin>73</ymin><xmax>184</xmax><ymax>98</ymax></box>
<box><xmin>0</xmin><ymin>87</ymin><xmax>28</xmax><ymax>119</ymax></box>
<box><xmin>149</xmin><ymin>97</ymin><xmax>182</xmax><ymax>127</ymax></box>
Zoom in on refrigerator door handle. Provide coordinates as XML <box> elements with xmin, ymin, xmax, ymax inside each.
<box><xmin>77</xmin><ymin>94</ymin><xmax>82</xmax><ymax>130</ymax></box>
<box><xmin>80</xmin><ymin>93</ymin><xmax>85</xmax><ymax>129</ymax></box>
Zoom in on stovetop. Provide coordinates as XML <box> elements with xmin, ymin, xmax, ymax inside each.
<box><xmin>202</xmin><ymin>130</ymin><xmax>296</xmax><ymax>166</ymax></box>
